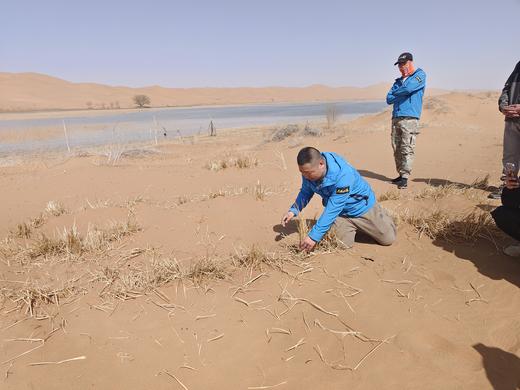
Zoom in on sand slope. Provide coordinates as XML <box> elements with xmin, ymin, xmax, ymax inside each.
<box><xmin>0</xmin><ymin>72</ymin><xmax>448</xmax><ymax>112</ymax></box>
<box><xmin>0</xmin><ymin>92</ymin><xmax>519</xmax><ymax>389</ymax></box>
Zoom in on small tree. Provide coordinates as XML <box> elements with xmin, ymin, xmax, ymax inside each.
<box><xmin>326</xmin><ymin>104</ymin><xmax>337</xmax><ymax>129</ymax></box>
<box><xmin>133</xmin><ymin>94</ymin><xmax>151</xmax><ymax>108</ymax></box>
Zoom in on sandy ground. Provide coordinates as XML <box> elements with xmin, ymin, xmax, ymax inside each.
<box><xmin>0</xmin><ymin>92</ymin><xmax>519</xmax><ymax>390</ymax></box>
<box><xmin>0</xmin><ymin>72</ymin><xmax>448</xmax><ymax>112</ymax></box>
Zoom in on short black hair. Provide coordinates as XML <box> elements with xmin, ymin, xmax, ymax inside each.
<box><xmin>297</xmin><ymin>147</ymin><xmax>322</xmax><ymax>166</ymax></box>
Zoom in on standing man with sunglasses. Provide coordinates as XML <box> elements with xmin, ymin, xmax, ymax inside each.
<box><xmin>386</xmin><ymin>52</ymin><xmax>427</xmax><ymax>189</ymax></box>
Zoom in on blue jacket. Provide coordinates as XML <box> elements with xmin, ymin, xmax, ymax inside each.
<box><xmin>289</xmin><ymin>152</ymin><xmax>376</xmax><ymax>242</ymax></box>
<box><xmin>386</xmin><ymin>68</ymin><xmax>426</xmax><ymax>119</ymax></box>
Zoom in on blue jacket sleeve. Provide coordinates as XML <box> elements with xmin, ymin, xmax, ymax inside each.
<box><xmin>308</xmin><ymin>188</ymin><xmax>349</xmax><ymax>242</ymax></box>
<box><xmin>391</xmin><ymin>70</ymin><xmax>426</xmax><ymax>97</ymax></box>
<box><xmin>386</xmin><ymin>81</ymin><xmax>400</xmax><ymax>104</ymax></box>
<box><xmin>289</xmin><ymin>178</ymin><xmax>314</xmax><ymax>216</ymax></box>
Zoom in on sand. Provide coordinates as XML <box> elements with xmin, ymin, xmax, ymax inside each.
<box><xmin>0</xmin><ymin>91</ymin><xmax>519</xmax><ymax>390</ymax></box>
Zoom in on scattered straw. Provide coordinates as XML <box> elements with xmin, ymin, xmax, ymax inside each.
<box><xmin>159</xmin><ymin>370</ymin><xmax>189</xmax><ymax>390</ymax></box>
<box><xmin>195</xmin><ymin>314</ymin><xmax>216</xmax><ymax>321</ymax></box>
<box><xmin>248</xmin><ymin>381</ymin><xmax>288</xmax><ymax>389</ymax></box>
<box><xmin>268</xmin><ymin>328</ymin><xmax>291</xmax><ymax>335</ymax></box>
<box><xmin>207</xmin><ymin>334</ymin><xmax>224</xmax><ymax>343</ymax></box>
<box><xmin>29</xmin><ymin>356</ymin><xmax>86</xmax><ymax>366</ymax></box>
<box><xmin>285</xmin><ymin>338</ymin><xmax>306</xmax><ymax>352</ymax></box>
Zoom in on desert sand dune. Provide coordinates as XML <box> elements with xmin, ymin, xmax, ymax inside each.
<box><xmin>0</xmin><ymin>72</ymin><xmax>448</xmax><ymax>112</ymax></box>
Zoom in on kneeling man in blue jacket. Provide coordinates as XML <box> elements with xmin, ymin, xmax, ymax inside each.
<box><xmin>281</xmin><ymin>147</ymin><xmax>396</xmax><ymax>251</ymax></box>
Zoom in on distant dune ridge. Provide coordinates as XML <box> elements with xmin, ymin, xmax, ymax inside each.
<box><xmin>0</xmin><ymin>72</ymin><xmax>448</xmax><ymax>112</ymax></box>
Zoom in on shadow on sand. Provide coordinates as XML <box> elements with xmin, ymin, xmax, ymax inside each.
<box><xmin>412</xmin><ymin>177</ymin><xmax>499</xmax><ymax>193</ymax></box>
<box><xmin>358</xmin><ymin>169</ymin><xmax>393</xmax><ymax>183</ymax></box>
<box><xmin>473</xmin><ymin>343</ymin><xmax>520</xmax><ymax>390</ymax></box>
<box><xmin>432</xmin><ymin>226</ymin><xmax>520</xmax><ymax>289</ymax></box>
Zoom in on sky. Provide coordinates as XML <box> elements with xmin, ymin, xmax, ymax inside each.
<box><xmin>1</xmin><ymin>0</ymin><xmax>519</xmax><ymax>90</ymax></box>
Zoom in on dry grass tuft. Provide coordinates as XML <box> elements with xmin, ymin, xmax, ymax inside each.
<box><xmin>317</xmin><ymin>227</ymin><xmax>346</xmax><ymax>252</ymax></box>
<box><xmin>187</xmin><ymin>256</ymin><xmax>229</xmax><ymax>285</ymax></box>
<box><xmin>12</xmin><ymin>222</ymin><xmax>32</xmax><ymax>239</ymax></box>
<box><xmin>30</xmin><ymin>214</ymin><xmax>46</xmax><ymax>228</ymax></box>
<box><xmin>22</xmin><ymin>217</ymin><xmax>141</xmax><ymax>261</ymax></box>
<box><xmin>414</xmin><ymin>184</ymin><xmax>464</xmax><ymax>200</ymax></box>
<box><xmin>414</xmin><ymin>176</ymin><xmax>490</xmax><ymax>201</ymax></box>
<box><xmin>45</xmin><ymin>201</ymin><xmax>67</xmax><ymax>217</ymax></box>
<box><xmin>177</xmin><ymin>195</ymin><xmax>189</xmax><ymax>205</ymax></box>
<box><xmin>253</xmin><ymin>181</ymin><xmax>269</xmax><ymax>201</ymax></box>
<box><xmin>378</xmin><ymin>191</ymin><xmax>401</xmax><ymax>202</ymax></box>
<box><xmin>28</xmin><ymin>234</ymin><xmax>70</xmax><ymax>259</ymax></box>
<box><xmin>232</xmin><ymin>245</ymin><xmax>283</xmax><ymax>270</ymax></box>
<box><xmin>296</xmin><ymin>214</ymin><xmax>310</xmax><ymax>244</ymax></box>
<box><xmin>2</xmin><ymin>279</ymin><xmax>83</xmax><ymax>316</ymax></box>
<box><xmin>91</xmin><ymin>255</ymin><xmax>184</xmax><ymax>299</ymax></box>
<box><xmin>404</xmin><ymin>209</ymin><xmax>502</xmax><ymax>242</ymax></box>
<box><xmin>205</xmin><ymin>153</ymin><xmax>258</xmax><ymax>171</ymax></box>
<box><xmin>84</xmin><ymin>218</ymin><xmax>141</xmax><ymax>252</ymax></box>
<box><xmin>470</xmin><ymin>174</ymin><xmax>490</xmax><ymax>190</ymax></box>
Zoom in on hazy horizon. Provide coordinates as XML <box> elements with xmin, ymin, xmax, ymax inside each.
<box><xmin>1</xmin><ymin>0</ymin><xmax>519</xmax><ymax>90</ymax></box>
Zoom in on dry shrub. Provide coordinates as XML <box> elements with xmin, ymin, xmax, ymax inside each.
<box><xmin>45</xmin><ymin>201</ymin><xmax>67</xmax><ymax>216</ymax></box>
<box><xmin>270</xmin><ymin>124</ymin><xmax>300</xmax><ymax>142</ymax></box>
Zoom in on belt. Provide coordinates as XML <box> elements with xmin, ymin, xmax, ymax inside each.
<box><xmin>394</xmin><ymin>116</ymin><xmax>418</xmax><ymax>120</ymax></box>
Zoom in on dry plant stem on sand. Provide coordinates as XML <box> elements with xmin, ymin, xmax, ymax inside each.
<box><xmin>28</xmin><ymin>356</ymin><xmax>86</xmax><ymax>366</ymax></box>
<box><xmin>248</xmin><ymin>381</ymin><xmax>288</xmax><ymax>390</ymax></box>
<box><xmin>314</xmin><ymin>334</ymin><xmax>395</xmax><ymax>371</ymax></box>
<box><xmin>159</xmin><ymin>370</ymin><xmax>189</xmax><ymax>390</ymax></box>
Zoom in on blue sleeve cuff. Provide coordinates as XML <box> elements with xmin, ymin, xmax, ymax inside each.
<box><xmin>308</xmin><ymin>228</ymin><xmax>324</xmax><ymax>243</ymax></box>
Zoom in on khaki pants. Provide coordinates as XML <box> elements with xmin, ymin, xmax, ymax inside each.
<box><xmin>333</xmin><ymin>203</ymin><xmax>396</xmax><ymax>248</ymax></box>
<box><xmin>391</xmin><ymin>118</ymin><xmax>420</xmax><ymax>179</ymax></box>
<box><xmin>502</xmin><ymin>120</ymin><xmax>520</xmax><ymax>177</ymax></box>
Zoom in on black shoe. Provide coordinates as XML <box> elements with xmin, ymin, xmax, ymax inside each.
<box><xmin>391</xmin><ymin>176</ymin><xmax>402</xmax><ymax>184</ymax></box>
<box><xmin>396</xmin><ymin>178</ymin><xmax>408</xmax><ymax>189</ymax></box>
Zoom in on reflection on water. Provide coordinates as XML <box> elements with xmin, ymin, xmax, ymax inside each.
<box><xmin>0</xmin><ymin>100</ymin><xmax>386</xmax><ymax>155</ymax></box>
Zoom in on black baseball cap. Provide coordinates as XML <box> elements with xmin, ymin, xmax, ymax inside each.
<box><xmin>394</xmin><ymin>52</ymin><xmax>413</xmax><ymax>65</ymax></box>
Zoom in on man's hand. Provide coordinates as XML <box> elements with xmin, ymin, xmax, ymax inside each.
<box><xmin>505</xmin><ymin>176</ymin><xmax>520</xmax><ymax>190</ymax></box>
<box><xmin>281</xmin><ymin>211</ymin><xmax>295</xmax><ymax>227</ymax></box>
<box><xmin>502</xmin><ymin>105</ymin><xmax>520</xmax><ymax>118</ymax></box>
<box><xmin>300</xmin><ymin>236</ymin><xmax>316</xmax><ymax>252</ymax></box>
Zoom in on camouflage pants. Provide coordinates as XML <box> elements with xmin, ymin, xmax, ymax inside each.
<box><xmin>391</xmin><ymin>118</ymin><xmax>420</xmax><ymax>179</ymax></box>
